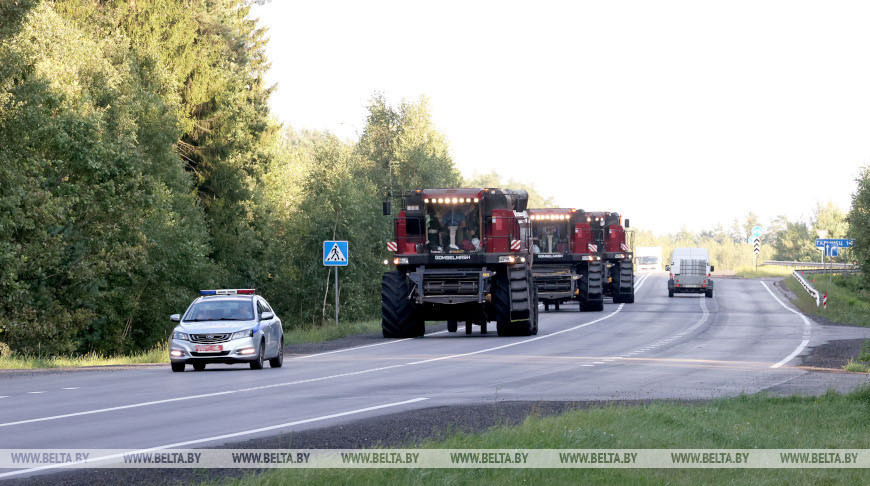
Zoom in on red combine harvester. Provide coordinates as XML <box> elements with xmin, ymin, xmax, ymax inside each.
<box><xmin>528</xmin><ymin>208</ymin><xmax>604</xmax><ymax>312</ymax></box>
<box><xmin>582</xmin><ymin>211</ymin><xmax>635</xmax><ymax>304</ymax></box>
<box><xmin>382</xmin><ymin>188</ymin><xmax>539</xmax><ymax>337</ymax></box>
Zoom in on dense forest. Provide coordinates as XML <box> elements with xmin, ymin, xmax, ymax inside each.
<box><xmin>1</xmin><ymin>1</ymin><xmax>867</xmax><ymax>357</ymax></box>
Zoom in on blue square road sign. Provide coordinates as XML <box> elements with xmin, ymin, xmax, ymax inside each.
<box><xmin>323</xmin><ymin>241</ymin><xmax>349</xmax><ymax>266</ymax></box>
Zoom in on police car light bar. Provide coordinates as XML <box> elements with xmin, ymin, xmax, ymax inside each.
<box><xmin>200</xmin><ymin>289</ymin><xmax>256</xmax><ymax>295</ymax></box>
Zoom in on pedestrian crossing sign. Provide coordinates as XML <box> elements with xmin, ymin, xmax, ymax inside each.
<box><xmin>323</xmin><ymin>241</ymin><xmax>349</xmax><ymax>266</ymax></box>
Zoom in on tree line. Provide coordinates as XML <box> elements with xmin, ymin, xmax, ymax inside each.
<box><xmin>1</xmin><ymin>1</ymin><xmax>868</xmax><ymax>358</ymax></box>
<box><xmin>0</xmin><ymin>0</ymin><xmax>463</xmax><ymax>356</ymax></box>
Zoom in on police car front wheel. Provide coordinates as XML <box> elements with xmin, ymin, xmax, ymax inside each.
<box><xmin>250</xmin><ymin>340</ymin><xmax>265</xmax><ymax>370</ymax></box>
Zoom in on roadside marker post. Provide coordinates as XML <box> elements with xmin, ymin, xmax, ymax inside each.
<box><xmin>324</xmin><ymin>241</ymin><xmax>349</xmax><ymax>326</ymax></box>
<box><xmin>750</xmin><ymin>226</ymin><xmax>763</xmax><ymax>271</ymax></box>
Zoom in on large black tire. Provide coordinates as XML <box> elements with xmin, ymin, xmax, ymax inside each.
<box><xmin>705</xmin><ymin>289</ymin><xmax>713</xmax><ymax>298</ymax></box>
<box><xmin>612</xmin><ymin>263</ymin><xmax>635</xmax><ymax>304</ymax></box>
<box><xmin>554</xmin><ymin>301</ymin><xmax>560</xmax><ymax>311</ymax></box>
<box><xmin>381</xmin><ymin>271</ymin><xmax>424</xmax><ymax>338</ymax></box>
<box><xmin>269</xmin><ymin>338</ymin><xmax>284</xmax><ymax>368</ymax></box>
<box><xmin>192</xmin><ymin>362</ymin><xmax>206</xmax><ymax>372</ymax></box>
<box><xmin>579</xmin><ymin>262</ymin><xmax>604</xmax><ymax>312</ymax></box>
<box><xmin>171</xmin><ymin>362</ymin><xmax>185</xmax><ymax>373</ymax></box>
<box><xmin>496</xmin><ymin>264</ymin><xmax>536</xmax><ymax>336</ymax></box>
<box><xmin>526</xmin><ymin>286</ymin><xmax>539</xmax><ymax>336</ymax></box>
<box><xmin>447</xmin><ymin>320</ymin><xmax>458</xmax><ymax>333</ymax></box>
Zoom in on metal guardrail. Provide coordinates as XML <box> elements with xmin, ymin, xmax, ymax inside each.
<box><xmin>787</xmin><ymin>263</ymin><xmax>861</xmax><ymax>307</ymax></box>
<box><xmin>791</xmin><ymin>269</ymin><xmax>820</xmax><ymax>307</ymax></box>
<box><xmin>764</xmin><ymin>260</ymin><xmax>857</xmax><ymax>269</ymax></box>
<box><xmin>799</xmin><ymin>267</ymin><xmax>861</xmax><ymax>275</ymax></box>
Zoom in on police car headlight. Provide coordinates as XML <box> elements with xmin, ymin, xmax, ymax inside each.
<box><xmin>231</xmin><ymin>329</ymin><xmax>254</xmax><ymax>340</ymax></box>
<box><xmin>172</xmin><ymin>331</ymin><xmax>189</xmax><ymax>341</ymax></box>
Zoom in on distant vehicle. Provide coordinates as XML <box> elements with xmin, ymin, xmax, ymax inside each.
<box><xmin>635</xmin><ymin>246</ymin><xmax>663</xmax><ymax>272</ymax></box>
<box><xmin>168</xmin><ymin>289</ymin><xmax>284</xmax><ymax>372</ymax></box>
<box><xmin>666</xmin><ymin>248</ymin><xmax>714</xmax><ymax>298</ymax></box>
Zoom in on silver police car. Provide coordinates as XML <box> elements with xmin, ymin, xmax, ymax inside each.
<box><xmin>169</xmin><ymin>289</ymin><xmax>284</xmax><ymax>372</ymax></box>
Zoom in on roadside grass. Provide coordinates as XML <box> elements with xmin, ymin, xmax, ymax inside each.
<box><xmin>844</xmin><ymin>359</ymin><xmax>869</xmax><ymax>373</ymax></box>
<box><xmin>283</xmin><ymin>319</ymin><xmax>382</xmax><ymax>345</ymax></box>
<box><xmin>220</xmin><ymin>386</ymin><xmax>870</xmax><ymax>486</ymax></box>
<box><xmin>784</xmin><ymin>273</ymin><xmax>870</xmax><ymax>327</ymax></box>
<box><xmin>0</xmin><ymin>319</ymin><xmax>384</xmax><ymax>369</ymax></box>
<box><xmin>0</xmin><ymin>343</ymin><xmax>170</xmax><ymax>369</ymax></box>
<box><xmin>734</xmin><ymin>266</ymin><xmax>794</xmax><ymax>278</ymax></box>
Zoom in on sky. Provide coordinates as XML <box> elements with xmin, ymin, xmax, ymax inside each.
<box><xmin>250</xmin><ymin>0</ymin><xmax>869</xmax><ymax>234</ymax></box>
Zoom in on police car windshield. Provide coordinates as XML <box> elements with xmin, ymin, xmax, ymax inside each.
<box><xmin>184</xmin><ymin>299</ymin><xmax>254</xmax><ymax>321</ymax></box>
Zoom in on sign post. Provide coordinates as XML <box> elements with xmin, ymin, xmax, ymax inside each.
<box><xmin>751</xmin><ymin>227</ymin><xmax>763</xmax><ymax>271</ymax></box>
<box><xmin>323</xmin><ymin>241</ymin><xmax>349</xmax><ymax>326</ymax></box>
<box><xmin>814</xmin><ymin>238</ymin><xmax>854</xmax><ymax>295</ymax></box>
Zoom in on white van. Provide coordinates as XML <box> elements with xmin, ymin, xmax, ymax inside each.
<box><xmin>635</xmin><ymin>246</ymin><xmax>662</xmax><ymax>272</ymax></box>
<box><xmin>666</xmin><ymin>248</ymin><xmax>714</xmax><ymax>298</ymax></box>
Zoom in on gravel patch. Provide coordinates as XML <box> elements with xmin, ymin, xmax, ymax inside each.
<box><xmin>800</xmin><ymin>339</ymin><xmax>867</xmax><ymax>369</ymax></box>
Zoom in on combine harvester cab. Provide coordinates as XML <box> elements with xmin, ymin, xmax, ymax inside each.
<box><xmin>382</xmin><ymin>188</ymin><xmax>539</xmax><ymax>338</ymax></box>
<box><xmin>583</xmin><ymin>211</ymin><xmax>635</xmax><ymax>304</ymax></box>
<box><xmin>528</xmin><ymin>208</ymin><xmax>604</xmax><ymax>312</ymax></box>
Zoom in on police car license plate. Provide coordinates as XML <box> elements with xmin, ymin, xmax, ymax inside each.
<box><xmin>195</xmin><ymin>345</ymin><xmax>222</xmax><ymax>353</ymax></box>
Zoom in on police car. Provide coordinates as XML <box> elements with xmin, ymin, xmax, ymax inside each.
<box><xmin>168</xmin><ymin>289</ymin><xmax>284</xmax><ymax>372</ymax></box>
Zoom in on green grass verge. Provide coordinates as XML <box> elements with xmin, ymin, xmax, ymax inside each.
<box><xmin>0</xmin><ymin>319</ymin><xmax>384</xmax><ymax>369</ymax></box>
<box><xmin>283</xmin><ymin>319</ymin><xmax>382</xmax><ymax>345</ymax></box>
<box><xmin>0</xmin><ymin>342</ymin><xmax>170</xmax><ymax>369</ymax></box>
<box><xmin>844</xmin><ymin>359</ymin><xmax>869</xmax><ymax>373</ymax></box>
<box><xmin>734</xmin><ymin>266</ymin><xmax>794</xmax><ymax>278</ymax></box>
<box><xmin>784</xmin><ymin>273</ymin><xmax>870</xmax><ymax>327</ymax></box>
<box><xmin>219</xmin><ymin>387</ymin><xmax>870</xmax><ymax>485</ymax></box>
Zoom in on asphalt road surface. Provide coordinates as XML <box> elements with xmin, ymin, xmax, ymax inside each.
<box><xmin>1</xmin><ymin>275</ymin><xmax>869</xmax><ymax>480</ymax></box>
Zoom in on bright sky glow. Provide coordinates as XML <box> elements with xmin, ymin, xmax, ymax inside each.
<box><xmin>252</xmin><ymin>0</ymin><xmax>869</xmax><ymax>233</ymax></box>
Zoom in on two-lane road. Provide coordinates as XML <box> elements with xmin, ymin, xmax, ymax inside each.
<box><xmin>2</xmin><ymin>275</ymin><xmax>869</xmax><ymax>479</ymax></box>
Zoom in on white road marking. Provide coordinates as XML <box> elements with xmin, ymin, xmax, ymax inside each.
<box><xmin>26</xmin><ymin>392</ymin><xmax>44</xmax><ymax>395</ymax></box>
<box><xmin>61</xmin><ymin>387</ymin><xmax>80</xmax><ymax>390</ymax></box>
<box><xmin>761</xmin><ymin>281</ymin><xmax>813</xmax><ymax>368</ymax></box>
<box><xmin>623</xmin><ymin>295</ymin><xmax>710</xmax><ymax>357</ymax></box>
<box><xmin>581</xmin><ymin>364</ymin><xmax>595</xmax><ymax>367</ymax></box>
<box><xmin>289</xmin><ymin>330</ymin><xmax>449</xmax><ymax>361</ymax></box>
<box><xmin>0</xmin><ymin>276</ymin><xmax>653</xmax><ymax>429</ymax></box>
<box><xmin>0</xmin><ymin>396</ymin><xmax>7</xmax><ymax>399</ymax></box>
<box><xmin>593</xmin><ymin>361</ymin><xmax>605</xmax><ymax>364</ymax></box>
<box><xmin>0</xmin><ymin>397</ymin><xmax>428</xmax><ymax>479</ymax></box>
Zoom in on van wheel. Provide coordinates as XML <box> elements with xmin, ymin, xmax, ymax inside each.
<box><xmin>447</xmin><ymin>320</ymin><xmax>458</xmax><ymax>333</ymax></box>
<box><xmin>192</xmin><ymin>363</ymin><xmax>206</xmax><ymax>372</ymax></box>
<box><xmin>171</xmin><ymin>363</ymin><xmax>185</xmax><ymax>373</ymax></box>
